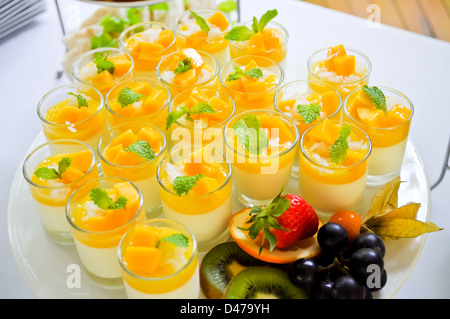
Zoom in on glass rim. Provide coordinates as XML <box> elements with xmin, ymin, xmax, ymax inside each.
<box><xmin>104</xmin><ymin>76</ymin><xmax>171</xmax><ymax>119</ymax></box>
<box><xmin>223</xmin><ymin>109</ymin><xmax>300</xmax><ymax>160</ymax></box>
<box><xmin>98</xmin><ymin>121</ymin><xmax>167</xmax><ymax>169</ymax></box>
<box><xmin>300</xmin><ymin>120</ymin><xmax>372</xmax><ymax>171</ymax></box>
<box><xmin>174</xmin><ymin>8</ymin><xmax>232</xmax><ymax>40</ymax></box>
<box><xmin>117</xmin><ymin>218</ymin><xmax>198</xmax><ymax>282</ymax></box>
<box><xmin>65</xmin><ymin>176</ymin><xmax>144</xmax><ymax>235</ymax></box>
<box><xmin>219</xmin><ymin>54</ymin><xmax>285</xmax><ymax>96</ymax></box>
<box><xmin>228</xmin><ymin>20</ymin><xmax>289</xmax><ymax>50</ymax></box>
<box><xmin>273</xmin><ymin>79</ymin><xmax>343</xmax><ymax>124</ymax></box>
<box><xmin>307</xmin><ymin>47</ymin><xmax>372</xmax><ymax>85</ymax></box>
<box><xmin>156</xmin><ymin>49</ymin><xmax>220</xmax><ymax>89</ymax></box>
<box><xmin>71</xmin><ymin>47</ymin><xmax>135</xmax><ymax>86</ymax></box>
<box><xmin>343</xmin><ymin>86</ymin><xmax>415</xmax><ymax>131</ymax></box>
<box><xmin>156</xmin><ymin>145</ymin><xmax>232</xmax><ymax>198</ymax></box>
<box><xmin>168</xmin><ymin>87</ymin><xmax>236</xmax><ymax>130</ymax></box>
<box><xmin>22</xmin><ymin>139</ymin><xmax>97</xmax><ymax>189</ymax></box>
<box><xmin>37</xmin><ymin>83</ymin><xmax>105</xmax><ymax>127</ymax></box>
<box><xmin>118</xmin><ymin>21</ymin><xmax>177</xmax><ymax>56</ymax></box>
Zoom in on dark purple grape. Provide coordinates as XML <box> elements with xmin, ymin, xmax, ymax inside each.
<box><xmin>289</xmin><ymin>258</ymin><xmax>321</xmax><ymax>294</ymax></box>
<box><xmin>352</xmin><ymin>233</ymin><xmax>386</xmax><ymax>258</ymax></box>
<box><xmin>313</xmin><ymin>280</ymin><xmax>334</xmax><ymax>299</ymax></box>
<box><xmin>317</xmin><ymin>222</ymin><xmax>349</xmax><ymax>255</ymax></box>
<box><xmin>349</xmin><ymin>248</ymin><xmax>384</xmax><ymax>285</ymax></box>
<box><xmin>332</xmin><ymin>275</ymin><xmax>366</xmax><ymax>299</ymax></box>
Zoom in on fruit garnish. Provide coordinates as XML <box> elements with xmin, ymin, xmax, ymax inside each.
<box><xmin>174</xmin><ymin>57</ymin><xmax>192</xmax><ymax>74</ymax></box>
<box><xmin>232</xmin><ymin>114</ymin><xmax>268</xmax><ymax>155</ymax></box>
<box><xmin>328</xmin><ymin>210</ymin><xmax>363</xmax><ymax>242</ymax></box>
<box><xmin>361</xmin><ymin>176</ymin><xmax>442</xmax><ymax>239</ymax></box>
<box><xmin>225</xmin><ymin>66</ymin><xmax>263</xmax><ymax>81</ymax></box>
<box><xmin>89</xmin><ymin>187</ymin><xmax>128</xmax><ymax>210</ymax></box>
<box><xmin>329</xmin><ymin>124</ymin><xmax>351</xmax><ymax>165</ymax></box>
<box><xmin>225</xmin><ymin>9</ymin><xmax>278</xmax><ymax>41</ymax></box>
<box><xmin>156</xmin><ymin>233</ymin><xmax>189</xmax><ymax>248</ymax></box>
<box><xmin>362</xmin><ymin>85</ymin><xmax>387</xmax><ymax>113</ymax></box>
<box><xmin>33</xmin><ymin>157</ymin><xmax>72</xmax><ymax>180</ymax></box>
<box><xmin>166</xmin><ymin>102</ymin><xmax>216</xmax><ymax>129</ymax></box>
<box><xmin>118</xmin><ymin>87</ymin><xmax>145</xmax><ymax>108</ymax></box>
<box><xmin>172</xmin><ymin>174</ymin><xmax>205</xmax><ymax>196</ymax></box>
<box><xmin>68</xmin><ymin>93</ymin><xmax>88</xmax><ymax>108</ymax></box>
<box><xmin>296</xmin><ymin>103</ymin><xmax>321</xmax><ymax>124</ymax></box>
<box><xmin>93</xmin><ymin>52</ymin><xmax>115</xmax><ymax>75</ymax></box>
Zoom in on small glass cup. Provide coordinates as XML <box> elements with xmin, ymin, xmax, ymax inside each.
<box><xmin>66</xmin><ymin>176</ymin><xmax>145</xmax><ymax>287</ymax></box>
<box><xmin>307</xmin><ymin>47</ymin><xmax>371</xmax><ymax>100</ymax></box>
<box><xmin>98</xmin><ymin>122</ymin><xmax>168</xmax><ymax>219</ymax></box>
<box><xmin>156</xmin><ymin>48</ymin><xmax>219</xmax><ymax>98</ymax></box>
<box><xmin>274</xmin><ymin>80</ymin><xmax>342</xmax><ymax>178</ymax></box>
<box><xmin>37</xmin><ymin>83</ymin><xmax>107</xmax><ymax>161</ymax></box>
<box><xmin>157</xmin><ymin>146</ymin><xmax>232</xmax><ymax>252</ymax></box>
<box><xmin>229</xmin><ymin>20</ymin><xmax>289</xmax><ymax>69</ymax></box>
<box><xmin>219</xmin><ymin>55</ymin><xmax>284</xmax><ymax>113</ymax></box>
<box><xmin>72</xmin><ymin>47</ymin><xmax>134</xmax><ymax>97</ymax></box>
<box><xmin>175</xmin><ymin>8</ymin><xmax>232</xmax><ymax>66</ymax></box>
<box><xmin>223</xmin><ymin>109</ymin><xmax>299</xmax><ymax>207</ymax></box>
<box><xmin>105</xmin><ymin>77</ymin><xmax>171</xmax><ymax>132</ymax></box>
<box><xmin>298</xmin><ymin>120</ymin><xmax>372</xmax><ymax>218</ymax></box>
<box><xmin>119</xmin><ymin>22</ymin><xmax>177</xmax><ymax>79</ymax></box>
<box><xmin>118</xmin><ymin>218</ymin><xmax>200</xmax><ymax>299</ymax></box>
<box><xmin>343</xmin><ymin>86</ymin><xmax>414</xmax><ymax>185</ymax></box>
<box><xmin>166</xmin><ymin>87</ymin><xmax>235</xmax><ymax>151</ymax></box>
<box><xmin>22</xmin><ymin>139</ymin><xmax>98</xmax><ymax>244</ymax></box>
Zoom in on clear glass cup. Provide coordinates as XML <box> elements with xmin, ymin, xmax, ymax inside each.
<box><xmin>118</xmin><ymin>218</ymin><xmax>199</xmax><ymax>299</ymax></box>
<box><xmin>174</xmin><ymin>8</ymin><xmax>232</xmax><ymax>66</ymax></box>
<box><xmin>307</xmin><ymin>47</ymin><xmax>372</xmax><ymax>100</ymax></box>
<box><xmin>298</xmin><ymin>120</ymin><xmax>372</xmax><ymax>219</ymax></box>
<box><xmin>274</xmin><ymin>79</ymin><xmax>342</xmax><ymax>178</ymax></box>
<box><xmin>343</xmin><ymin>86</ymin><xmax>414</xmax><ymax>185</ymax></box>
<box><xmin>37</xmin><ymin>83</ymin><xmax>107</xmax><ymax>161</ymax></box>
<box><xmin>219</xmin><ymin>55</ymin><xmax>284</xmax><ymax>113</ymax></box>
<box><xmin>72</xmin><ymin>47</ymin><xmax>134</xmax><ymax>97</ymax></box>
<box><xmin>223</xmin><ymin>109</ymin><xmax>299</xmax><ymax>207</ymax></box>
<box><xmin>22</xmin><ymin>139</ymin><xmax>99</xmax><ymax>244</ymax></box>
<box><xmin>105</xmin><ymin>77</ymin><xmax>171</xmax><ymax>132</ymax></box>
<box><xmin>66</xmin><ymin>176</ymin><xmax>145</xmax><ymax>287</ymax></box>
<box><xmin>229</xmin><ymin>20</ymin><xmax>289</xmax><ymax>69</ymax></box>
<box><xmin>157</xmin><ymin>145</ymin><xmax>232</xmax><ymax>252</ymax></box>
<box><xmin>118</xmin><ymin>22</ymin><xmax>177</xmax><ymax>79</ymax></box>
<box><xmin>166</xmin><ymin>87</ymin><xmax>235</xmax><ymax>152</ymax></box>
<box><xmin>98</xmin><ymin>121</ymin><xmax>168</xmax><ymax>219</ymax></box>
<box><xmin>156</xmin><ymin>48</ymin><xmax>220</xmax><ymax>98</ymax></box>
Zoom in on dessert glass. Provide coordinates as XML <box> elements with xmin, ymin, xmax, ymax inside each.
<box><xmin>66</xmin><ymin>177</ymin><xmax>145</xmax><ymax>287</ymax></box>
<box><xmin>175</xmin><ymin>9</ymin><xmax>231</xmax><ymax>66</ymax></box>
<box><xmin>22</xmin><ymin>139</ymin><xmax>98</xmax><ymax>244</ymax></box>
<box><xmin>157</xmin><ymin>146</ymin><xmax>232</xmax><ymax>252</ymax></box>
<box><xmin>343</xmin><ymin>86</ymin><xmax>414</xmax><ymax>184</ymax></box>
<box><xmin>219</xmin><ymin>55</ymin><xmax>284</xmax><ymax>113</ymax></box>
<box><xmin>118</xmin><ymin>218</ymin><xmax>199</xmax><ymax>299</ymax></box>
<box><xmin>298</xmin><ymin>119</ymin><xmax>372</xmax><ymax>217</ymax></box>
<box><xmin>223</xmin><ymin>109</ymin><xmax>299</xmax><ymax>207</ymax></box>
<box><xmin>71</xmin><ymin>48</ymin><xmax>134</xmax><ymax>97</ymax></box>
<box><xmin>98</xmin><ymin>121</ymin><xmax>168</xmax><ymax>219</ymax></box>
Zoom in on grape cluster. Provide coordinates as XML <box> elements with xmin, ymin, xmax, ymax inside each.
<box><xmin>288</xmin><ymin>222</ymin><xmax>387</xmax><ymax>299</ymax></box>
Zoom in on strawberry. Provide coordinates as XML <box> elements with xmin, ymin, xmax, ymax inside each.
<box><xmin>239</xmin><ymin>190</ymin><xmax>319</xmax><ymax>254</ymax></box>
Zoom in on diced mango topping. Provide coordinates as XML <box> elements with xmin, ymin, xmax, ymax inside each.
<box><xmin>207</xmin><ymin>11</ymin><xmax>230</xmax><ymax>32</ymax></box>
<box><xmin>323</xmin><ymin>44</ymin><xmax>356</xmax><ymax>76</ymax></box>
<box><xmin>45</xmin><ymin>92</ymin><xmax>101</xmax><ymax>125</ymax></box>
<box><xmin>245</xmin><ymin>28</ymin><xmax>283</xmax><ymax>54</ymax></box>
<box><xmin>125</xmin><ymin>28</ymin><xmax>175</xmax><ymax>53</ymax></box>
<box><xmin>225</xmin><ymin>59</ymin><xmax>278</xmax><ymax>94</ymax></box>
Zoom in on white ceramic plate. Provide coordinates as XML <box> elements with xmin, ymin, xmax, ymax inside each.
<box><xmin>7</xmin><ymin>130</ymin><xmax>430</xmax><ymax>299</ymax></box>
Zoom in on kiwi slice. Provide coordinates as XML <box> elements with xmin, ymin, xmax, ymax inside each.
<box><xmin>225</xmin><ymin>267</ymin><xmax>308</xmax><ymax>299</ymax></box>
<box><xmin>200</xmin><ymin>242</ymin><xmax>266</xmax><ymax>299</ymax></box>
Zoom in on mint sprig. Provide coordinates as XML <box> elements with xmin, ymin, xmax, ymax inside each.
<box><xmin>172</xmin><ymin>174</ymin><xmax>205</xmax><ymax>196</ymax></box>
<box><xmin>330</xmin><ymin>124</ymin><xmax>352</xmax><ymax>165</ymax></box>
<box><xmin>118</xmin><ymin>87</ymin><xmax>145</xmax><ymax>108</ymax></box>
<box><xmin>362</xmin><ymin>85</ymin><xmax>386</xmax><ymax>113</ymax></box>
<box><xmin>225</xmin><ymin>9</ymin><xmax>278</xmax><ymax>41</ymax></box>
<box><xmin>232</xmin><ymin>114</ymin><xmax>269</xmax><ymax>155</ymax></box>
<box><xmin>156</xmin><ymin>233</ymin><xmax>189</xmax><ymax>248</ymax></box>
<box><xmin>33</xmin><ymin>157</ymin><xmax>72</xmax><ymax>180</ymax></box>
<box><xmin>190</xmin><ymin>10</ymin><xmax>210</xmax><ymax>33</ymax></box>
<box><xmin>226</xmin><ymin>67</ymin><xmax>263</xmax><ymax>81</ymax></box>
<box><xmin>68</xmin><ymin>93</ymin><xmax>88</xmax><ymax>108</ymax></box>
<box><xmin>89</xmin><ymin>187</ymin><xmax>128</xmax><ymax>210</ymax></box>
<box><xmin>174</xmin><ymin>57</ymin><xmax>192</xmax><ymax>74</ymax></box>
<box><xmin>166</xmin><ymin>103</ymin><xmax>216</xmax><ymax>130</ymax></box>
<box><xmin>93</xmin><ymin>52</ymin><xmax>115</xmax><ymax>75</ymax></box>
<box><xmin>125</xmin><ymin>140</ymin><xmax>155</xmax><ymax>161</ymax></box>
<box><xmin>297</xmin><ymin>103</ymin><xmax>321</xmax><ymax>124</ymax></box>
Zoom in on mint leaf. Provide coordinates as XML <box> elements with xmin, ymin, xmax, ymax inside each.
<box><xmin>89</xmin><ymin>188</ymin><xmax>128</xmax><ymax>210</ymax></box>
<box><xmin>174</xmin><ymin>57</ymin><xmax>192</xmax><ymax>74</ymax></box>
<box><xmin>226</xmin><ymin>67</ymin><xmax>263</xmax><ymax>81</ymax></box>
<box><xmin>257</xmin><ymin>9</ymin><xmax>278</xmax><ymax>32</ymax></box>
<box><xmin>166</xmin><ymin>103</ymin><xmax>216</xmax><ymax>129</ymax></box>
<box><xmin>68</xmin><ymin>93</ymin><xmax>88</xmax><ymax>108</ymax></box>
<box><xmin>100</xmin><ymin>15</ymin><xmax>127</xmax><ymax>34</ymax></box>
<box><xmin>330</xmin><ymin>124</ymin><xmax>352</xmax><ymax>165</ymax></box>
<box><xmin>217</xmin><ymin>0</ymin><xmax>237</xmax><ymax>14</ymax></box>
<box><xmin>127</xmin><ymin>7</ymin><xmax>143</xmax><ymax>25</ymax></box>
<box><xmin>245</xmin><ymin>67</ymin><xmax>263</xmax><ymax>79</ymax></box>
<box><xmin>58</xmin><ymin>157</ymin><xmax>72</xmax><ymax>176</ymax></box>
<box><xmin>172</xmin><ymin>174</ymin><xmax>205</xmax><ymax>196</ymax></box>
<box><xmin>363</xmin><ymin>85</ymin><xmax>386</xmax><ymax>113</ymax></box>
<box><xmin>156</xmin><ymin>233</ymin><xmax>189</xmax><ymax>248</ymax></box>
<box><xmin>189</xmin><ymin>102</ymin><xmax>216</xmax><ymax>115</ymax></box>
<box><xmin>93</xmin><ymin>52</ymin><xmax>115</xmax><ymax>75</ymax></box>
<box><xmin>224</xmin><ymin>25</ymin><xmax>255</xmax><ymax>41</ymax></box>
<box><xmin>91</xmin><ymin>33</ymin><xmax>117</xmax><ymax>49</ymax></box>
<box><xmin>125</xmin><ymin>140</ymin><xmax>155</xmax><ymax>161</ymax></box>
<box><xmin>296</xmin><ymin>103</ymin><xmax>321</xmax><ymax>124</ymax></box>
<box><xmin>34</xmin><ymin>167</ymin><xmax>60</xmax><ymax>180</ymax></box>
<box><xmin>190</xmin><ymin>10</ymin><xmax>210</xmax><ymax>33</ymax></box>
<box><xmin>166</xmin><ymin>106</ymin><xmax>190</xmax><ymax>130</ymax></box>
<box><xmin>251</xmin><ymin>16</ymin><xmax>259</xmax><ymax>33</ymax></box>
<box><xmin>118</xmin><ymin>87</ymin><xmax>145</xmax><ymax>108</ymax></box>
<box><xmin>232</xmin><ymin>114</ymin><xmax>268</xmax><ymax>154</ymax></box>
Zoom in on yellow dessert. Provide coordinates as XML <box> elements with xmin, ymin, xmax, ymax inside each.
<box><xmin>118</xmin><ymin>219</ymin><xmax>199</xmax><ymax>298</ymax></box>
<box><xmin>220</xmin><ymin>56</ymin><xmax>283</xmax><ymax>112</ymax></box>
<box><xmin>308</xmin><ymin>44</ymin><xmax>371</xmax><ymax>99</ymax></box>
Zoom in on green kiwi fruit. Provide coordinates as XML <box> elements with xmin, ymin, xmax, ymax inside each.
<box><xmin>225</xmin><ymin>266</ymin><xmax>308</xmax><ymax>299</ymax></box>
<box><xmin>200</xmin><ymin>242</ymin><xmax>267</xmax><ymax>299</ymax></box>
